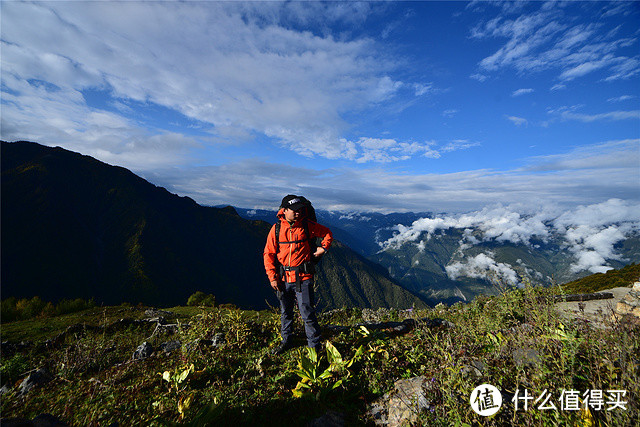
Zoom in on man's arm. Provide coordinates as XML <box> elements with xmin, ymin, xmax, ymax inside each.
<box><xmin>309</xmin><ymin>221</ymin><xmax>333</xmax><ymax>257</ymax></box>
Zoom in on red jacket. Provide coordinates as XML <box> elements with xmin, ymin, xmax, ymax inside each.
<box><xmin>263</xmin><ymin>208</ymin><xmax>333</xmax><ymax>283</ymax></box>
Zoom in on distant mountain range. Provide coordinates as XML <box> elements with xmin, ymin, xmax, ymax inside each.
<box><xmin>234</xmin><ymin>207</ymin><xmax>431</xmax><ymax>257</ymax></box>
<box><xmin>1</xmin><ymin>141</ymin><xmax>425</xmax><ymax>310</ymax></box>
<box><xmin>238</xmin><ymin>202</ymin><xmax>640</xmax><ymax>305</ymax></box>
<box><xmin>370</xmin><ymin>209</ymin><xmax>639</xmax><ymax>304</ymax></box>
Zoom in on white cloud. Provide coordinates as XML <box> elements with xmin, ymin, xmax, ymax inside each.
<box><xmin>382</xmin><ymin>204</ymin><xmax>553</xmax><ymax>250</ymax></box>
<box><xmin>413</xmin><ymin>83</ymin><xmax>434</xmax><ymax>96</ymax></box>
<box><xmin>554</xmin><ymin>199</ymin><xmax>640</xmax><ymax>273</ymax></box>
<box><xmin>331</xmin><ymin>137</ymin><xmax>480</xmax><ymax>164</ymax></box>
<box><xmin>512</xmin><ymin>88</ymin><xmax>534</xmax><ymax>97</ymax></box>
<box><xmin>507</xmin><ymin>116</ymin><xmax>528</xmax><ymax>126</ymax></box>
<box><xmin>470</xmin><ymin>73</ymin><xmax>488</xmax><ymax>82</ymax></box>
<box><xmin>446</xmin><ymin>253</ymin><xmax>521</xmax><ymax>286</ymax></box>
<box><xmin>471</xmin><ymin>4</ymin><xmax>640</xmax><ymax>82</ymax></box>
<box><xmin>144</xmin><ymin>135</ymin><xmax>639</xmax><ymax>216</ymax></box>
<box><xmin>554</xmin><ymin>198</ymin><xmax>640</xmax><ymax>230</ymax></box>
<box><xmin>560</xmin><ymin>110</ymin><xmax>640</xmax><ymax>122</ymax></box>
<box><xmin>607</xmin><ymin>95</ymin><xmax>635</xmax><ymax>103</ymax></box>
<box><xmin>559</xmin><ymin>56</ymin><xmax>610</xmax><ymax>81</ymax></box>
<box><xmin>546</xmin><ymin>106</ymin><xmax>640</xmax><ymax>123</ymax></box>
<box><xmin>0</xmin><ymin>1</ymin><xmax>405</xmax><ymax>163</ymax></box>
<box><xmin>382</xmin><ymin>198</ymin><xmax>640</xmax><ymax>276</ymax></box>
<box><xmin>0</xmin><ymin>73</ymin><xmax>200</xmax><ymax>169</ymax></box>
<box><xmin>441</xmin><ymin>139</ymin><xmax>481</xmax><ymax>152</ymax></box>
<box><xmin>523</xmin><ymin>139</ymin><xmax>640</xmax><ymax>171</ymax></box>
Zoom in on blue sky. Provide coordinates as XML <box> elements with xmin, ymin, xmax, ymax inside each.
<box><xmin>2</xmin><ymin>1</ymin><xmax>639</xmax><ymax>213</ymax></box>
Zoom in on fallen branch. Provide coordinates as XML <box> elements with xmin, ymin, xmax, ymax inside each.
<box><xmin>551</xmin><ymin>292</ymin><xmax>614</xmax><ymax>302</ymax></box>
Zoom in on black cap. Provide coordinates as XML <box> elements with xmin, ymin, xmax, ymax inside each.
<box><xmin>281</xmin><ymin>194</ymin><xmax>306</xmax><ymax>211</ymax></box>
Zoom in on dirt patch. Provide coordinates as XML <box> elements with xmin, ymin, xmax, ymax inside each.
<box><xmin>554</xmin><ymin>287</ymin><xmax>631</xmax><ymax>328</ymax></box>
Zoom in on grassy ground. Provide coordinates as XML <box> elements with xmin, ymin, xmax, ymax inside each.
<box><xmin>1</xmin><ymin>283</ymin><xmax>638</xmax><ymax>426</ymax></box>
<box><xmin>561</xmin><ymin>263</ymin><xmax>639</xmax><ymax>294</ymax></box>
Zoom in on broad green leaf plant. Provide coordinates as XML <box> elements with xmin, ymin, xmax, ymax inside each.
<box><xmin>291</xmin><ymin>341</ymin><xmax>364</xmax><ymax>400</ymax></box>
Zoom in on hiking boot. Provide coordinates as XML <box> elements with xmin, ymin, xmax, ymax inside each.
<box><xmin>271</xmin><ymin>340</ymin><xmax>293</xmax><ymax>355</ymax></box>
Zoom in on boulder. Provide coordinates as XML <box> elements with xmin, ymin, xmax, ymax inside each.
<box><xmin>368</xmin><ymin>376</ymin><xmax>433</xmax><ymax>426</ymax></box>
<box><xmin>132</xmin><ymin>342</ymin><xmax>153</xmax><ymax>360</ymax></box>
<box><xmin>210</xmin><ymin>333</ymin><xmax>226</xmax><ymax>348</ymax></box>
<box><xmin>613</xmin><ymin>282</ymin><xmax>640</xmax><ymax>323</ymax></box>
<box><xmin>18</xmin><ymin>368</ymin><xmax>52</xmax><ymax>396</ymax></box>
<box><xmin>512</xmin><ymin>348</ymin><xmax>541</xmax><ymax>368</ymax></box>
<box><xmin>144</xmin><ymin>308</ymin><xmax>175</xmax><ymax>318</ymax></box>
<box><xmin>461</xmin><ymin>359</ymin><xmax>486</xmax><ymax>379</ymax></box>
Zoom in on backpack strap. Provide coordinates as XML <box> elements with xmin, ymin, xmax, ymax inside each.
<box><xmin>302</xmin><ymin>219</ymin><xmax>320</xmax><ymax>263</ymax></box>
<box><xmin>276</xmin><ymin>219</ymin><xmax>311</xmax><ymax>245</ymax></box>
<box><xmin>275</xmin><ymin>222</ymin><xmax>281</xmax><ymax>255</ymax></box>
<box><xmin>274</xmin><ymin>219</ymin><xmax>318</xmax><ymax>264</ymax></box>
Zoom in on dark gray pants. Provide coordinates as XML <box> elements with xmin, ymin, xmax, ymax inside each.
<box><xmin>278</xmin><ymin>279</ymin><xmax>321</xmax><ymax>348</ymax></box>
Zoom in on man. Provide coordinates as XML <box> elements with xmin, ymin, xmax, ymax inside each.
<box><xmin>263</xmin><ymin>195</ymin><xmax>333</xmax><ymax>355</ymax></box>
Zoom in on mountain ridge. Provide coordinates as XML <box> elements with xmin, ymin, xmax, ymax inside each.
<box><xmin>1</xmin><ymin>140</ymin><xmax>426</xmax><ymax>310</ymax></box>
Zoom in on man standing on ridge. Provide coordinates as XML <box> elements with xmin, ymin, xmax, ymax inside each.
<box><xmin>264</xmin><ymin>195</ymin><xmax>333</xmax><ymax>355</ymax></box>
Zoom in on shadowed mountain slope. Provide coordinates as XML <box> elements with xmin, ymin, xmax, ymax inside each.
<box><xmin>1</xmin><ymin>141</ymin><xmax>426</xmax><ymax>310</ymax></box>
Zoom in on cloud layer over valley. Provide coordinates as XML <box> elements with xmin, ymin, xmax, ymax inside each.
<box><xmin>382</xmin><ymin>199</ymin><xmax>640</xmax><ymax>282</ymax></box>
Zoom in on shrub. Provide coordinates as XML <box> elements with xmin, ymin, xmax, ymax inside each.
<box><xmin>187</xmin><ymin>291</ymin><xmax>216</xmax><ymax>307</ymax></box>
<box><xmin>0</xmin><ymin>296</ymin><xmax>95</xmax><ymax>322</ymax></box>
<box><xmin>0</xmin><ymin>354</ymin><xmax>30</xmax><ymax>385</ymax></box>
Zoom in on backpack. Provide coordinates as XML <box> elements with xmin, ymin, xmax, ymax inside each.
<box><xmin>274</xmin><ymin>196</ymin><xmax>324</xmax><ymax>265</ymax></box>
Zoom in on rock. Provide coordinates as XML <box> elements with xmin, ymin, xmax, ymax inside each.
<box><xmin>422</xmin><ymin>318</ymin><xmax>455</xmax><ymax>329</ymax></box>
<box><xmin>367</xmin><ymin>398</ymin><xmax>388</xmax><ymax>425</ymax></box>
<box><xmin>184</xmin><ymin>334</ymin><xmax>225</xmax><ymax>353</ymax></box>
<box><xmin>18</xmin><ymin>368</ymin><xmax>52</xmax><ymax>396</ymax></box>
<box><xmin>551</xmin><ymin>292</ymin><xmax>614</xmax><ymax>302</ymax></box>
<box><xmin>133</xmin><ymin>342</ymin><xmax>153</xmax><ymax>360</ymax></box>
<box><xmin>555</xmin><ymin>287</ymin><xmax>632</xmax><ymax>328</ymax></box>
<box><xmin>210</xmin><ymin>333</ymin><xmax>226</xmax><ymax>348</ymax></box>
<box><xmin>144</xmin><ymin>309</ymin><xmax>175</xmax><ymax>318</ymax></box>
<box><xmin>368</xmin><ymin>376</ymin><xmax>433</xmax><ymax>426</ymax></box>
<box><xmin>357</xmin><ymin>319</ymin><xmax>414</xmax><ymax>335</ymax></box>
<box><xmin>613</xmin><ymin>282</ymin><xmax>640</xmax><ymax>323</ymax></box>
<box><xmin>512</xmin><ymin>348</ymin><xmax>541</xmax><ymax>368</ymax></box>
<box><xmin>159</xmin><ymin>340</ymin><xmax>181</xmax><ymax>354</ymax></box>
<box><xmin>461</xmin><ymin>359</ymin><xmax>486</xmax><ymax>379</ymax></box>
<box><xmin>361</xmin><ymin>308</ymin><xmax>390</xmax><ymax>323</ymax></box>
<box><xmin>308</xmin><ymin>410</ymin><xmax>344</xmax><ymax>427</ymax></box>
<box><xmin>355</xmin><ymin>317</ymin><xmax>454</xmax><ymax>337</ymax></box>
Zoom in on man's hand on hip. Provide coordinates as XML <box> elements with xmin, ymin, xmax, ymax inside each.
<box><xmin>313</xmin><ymin>247</ymin><xmax>326</xmax><ymax>258</ymax></box>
